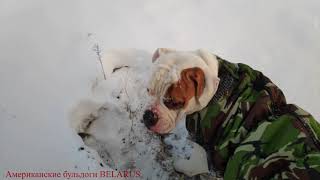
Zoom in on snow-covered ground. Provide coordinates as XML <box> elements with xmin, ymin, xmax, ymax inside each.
<box><xmin>1</xmin><ymin>0</ymin><xmax>320</xmax><ymax>179</ymax></box>
<box><xmin>68</xmin><ymin>50</ymin><xmax>179</xmax><ymax>179</ymax></box>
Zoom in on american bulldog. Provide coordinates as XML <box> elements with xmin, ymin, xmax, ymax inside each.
<box><xmin>143</xmin><ymin>48</ymin><xmax>221</xmax><ymax>177</ymax></box>
<box><xmin>143</xmin><ymin>48</ymin><xmax>320</xmax><ymax>179</ymax></box>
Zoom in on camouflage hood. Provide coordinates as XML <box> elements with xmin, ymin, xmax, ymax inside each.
<box><xmin>186</xmin><ymin>57</ymin><xmax>320</xmax><ymax>179</ymax></box>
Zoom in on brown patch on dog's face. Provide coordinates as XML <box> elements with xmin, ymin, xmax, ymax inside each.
<box><xmin>163</xmin><ymin>67</ymin><xmax>205</xmax><ymax>110</ymax></box>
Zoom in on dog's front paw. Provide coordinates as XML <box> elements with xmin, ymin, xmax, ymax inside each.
<box><xmin>173</xmin><ymin>141</ymin><xmax>209</xmax><ymax>177</ymax></box>
<box><xmin>69</xmin><ymin>100</ymin><xmax>102</xmax><ymax>133</ymax></box>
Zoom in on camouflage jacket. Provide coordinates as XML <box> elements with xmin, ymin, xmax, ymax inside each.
<box><xmin>186</xmin><ymin>57</ymin><xmax>320</xmax><ymax>180</ymax></box>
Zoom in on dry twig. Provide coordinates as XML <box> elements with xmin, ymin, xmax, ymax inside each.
<box><xmin>92</xmin><ymin>44</ymin><xmax>106</xmax><ymax>80</ymax></box>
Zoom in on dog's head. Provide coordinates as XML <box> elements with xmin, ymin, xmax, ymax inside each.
<box><xmin>143</xmin><ymin>48</ymin><xmax>220</xmax><ymax>134</ymax></box>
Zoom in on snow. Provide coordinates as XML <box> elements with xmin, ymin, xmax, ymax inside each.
<box><xmin>69</xmin><ymin>50</ymin><xmax>178</xmax><ymax>179</ymax></box>
<box><xmin>0</xmin><ymin>0</ymin><xmax>320</xmax><ymax>179</ymax></box>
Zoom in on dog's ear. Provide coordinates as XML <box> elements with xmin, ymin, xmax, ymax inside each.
<box><xmin>152</xmin><ymin>48</ymin><xmax>176</xmax><ymax>62</ymax></box>
<box><xmin>195</xmin><ymin>49</ymin><xmax>220</xmax><ymax>99</ymax></box>
<box><xmin>195</xmin><ymin>49</ymin><xmax>219</xmax><ymax>77</ymax></box>
<box><xmin>181</xmin><ymin>67</ymin><xmax>205</xmax><ymax>102</ymax></box>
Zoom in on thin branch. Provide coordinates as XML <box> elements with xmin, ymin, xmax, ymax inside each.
<box><xmin>93</xmin><ymin>44</ymin><xmax>106</xmax><ymax>80</ymax></box>
<box><xmin>122</xmin><ymin>69</ymin><xmax>135</xmax><ymax>134</ymax></box>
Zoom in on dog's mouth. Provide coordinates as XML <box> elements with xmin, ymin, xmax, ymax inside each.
<box><xmin>149</xmin><ymin>121</ymin><xmax>171</xmax><ymax>134</ymax></box>
<box><xmin>142</xmin><ymin>101</ymin><xmax>180</xmax><ymax>134</ymax></box>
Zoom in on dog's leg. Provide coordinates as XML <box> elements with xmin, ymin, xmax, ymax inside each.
<box><xmin>69</xmin><ymin>100</ymin><xmax>103</xmax><ymax>134</ymax></box>
<box><xmin>163</xmin><ymin>117</ymin><xmax>209</xmax><ymax>177</ymax></box>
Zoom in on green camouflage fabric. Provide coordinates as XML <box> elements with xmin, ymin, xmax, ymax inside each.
<box><xmin>186</xmin><ymin>57</ymin><xmax>320</xmax><ymax>180</ymax></box>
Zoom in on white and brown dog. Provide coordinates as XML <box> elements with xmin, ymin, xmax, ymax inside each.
<box><xmin>143</xmin><ymin>48</ymin><xmax>220</xmax><ymax>134</ymax></box>
<box><xmin>143</xmin><ymin>48</ymin><xmax>222</xmax><ymax>177</ymax></box>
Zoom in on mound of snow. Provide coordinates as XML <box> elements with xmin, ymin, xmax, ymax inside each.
<box><xmin>69</xmin><ymin>50</ymin><xmax>180</xmax><ymax>179</ymax></box>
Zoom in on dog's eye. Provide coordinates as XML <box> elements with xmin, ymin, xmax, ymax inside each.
<box><xmin>163</xmin><ymin>97</ymin><xmax>185</xmax><ymax>110</ymax></box>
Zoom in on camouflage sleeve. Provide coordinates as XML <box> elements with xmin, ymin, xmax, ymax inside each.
<box><xmin>224</xmin><ymin>106</ymin><xmax>320</xmax><ymax>180</ymax></box>
<box><xmin>221</xmin><ymin>64</ymin><xmax>320</xmax><ymax>179</ymax></box>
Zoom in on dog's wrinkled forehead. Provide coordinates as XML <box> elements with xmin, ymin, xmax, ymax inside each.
<box><xmin>149</xmin><ymin>51</ymin><xmax>209</xmax><ymax>98</ymax></box>
<box><xmin>155</xmin><ymin>51</ymin><xmax>209</xmax><ymax>69</ymax></box>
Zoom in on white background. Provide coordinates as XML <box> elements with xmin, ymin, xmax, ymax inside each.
<box><xmin>0</xmin><ymin>0</ymin><xmax>319</xmax><ymax>176</ymax></box>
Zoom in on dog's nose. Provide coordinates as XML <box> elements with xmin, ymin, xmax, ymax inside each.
<box><xmin>143</xmin><ymin>110</ymin><xmax>159</xmax><ymax>128</ymax></box>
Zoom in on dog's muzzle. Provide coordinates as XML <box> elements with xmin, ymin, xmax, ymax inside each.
<box><xmin>143</xmin><ymin>110</ymin><xmax>159</xmax><ymax>129</ymax></box>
